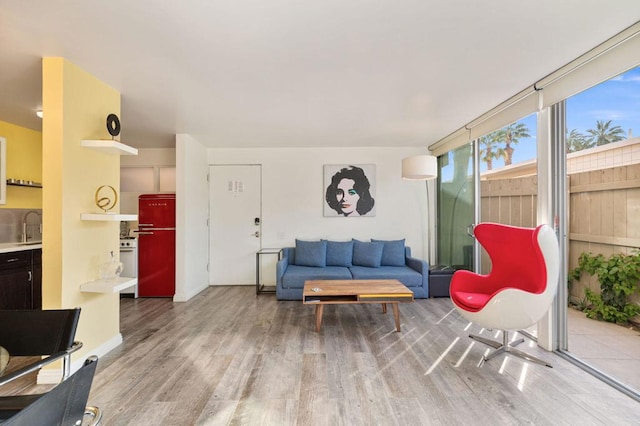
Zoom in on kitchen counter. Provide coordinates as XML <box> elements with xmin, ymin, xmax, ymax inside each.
<box><xmin>0</xmin><ymin>242</ymin><xmax>43</xmax><ymax>254</ymax></box>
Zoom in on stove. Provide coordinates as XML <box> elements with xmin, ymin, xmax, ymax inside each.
<box><xmin>120</xmin><ymin>238</ymin><xmax>137</xmax><ymax>249</ymax></box>
<box><xmin>119</xmin><ymin>238</ymin><xmax>138</xmax><ymax>297</ymax></box>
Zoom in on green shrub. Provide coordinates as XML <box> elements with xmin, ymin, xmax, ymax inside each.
<box><xmin>569</xmin><ymin>251</ymin><xmax>640</xmax><ymax>324</ymax></box>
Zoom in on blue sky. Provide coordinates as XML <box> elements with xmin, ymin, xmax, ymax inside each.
<box><xmin>475</xmin><ymin>66</ymin><xmax>640</xmax><ymax>172</ymax></box>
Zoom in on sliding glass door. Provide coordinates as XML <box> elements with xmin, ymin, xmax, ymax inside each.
<box><xmin>561</xmin><ymin>66</ymin><xmax>640</xmax><ymax>395</ymax></box>
<box><xmin>437</xmin><ymin>143</ymin><xmax>474</xmax><ymax>270</ymax></box>
<box><xmin>434</xmin><ymin>66</ymin><xmax>640</xmax><ymax>399</ymax></box>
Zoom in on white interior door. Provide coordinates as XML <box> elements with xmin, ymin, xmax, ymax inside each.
<box><xmin>209</xmin><ymin>165</ymin><xmax>261</xmax><ymax>285</ymax></box>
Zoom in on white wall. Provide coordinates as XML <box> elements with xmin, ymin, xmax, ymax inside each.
<box><xmin>120</xmin><ymin>148</ymin><xmax>176</xmax><ymax>214</ymax></box>
<box><xmin>207</xmin><ymin>147</ymin><xmax>430</xmax><ymax>266</ymax></box>
<box><xmin>121</xmin><ymin>148</ymin><xmax>176</xmax><ymax>167</ymax></box>
<box><xmin>175</xmin><ymin>134</ymin><xmax>210</xmax><ymax>301</ymax></box>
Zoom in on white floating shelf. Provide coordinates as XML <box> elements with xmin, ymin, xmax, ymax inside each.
<box><xmin>81</xmin><ymin>213</ymin><xmax>138</xmax><ymax>221</ymax></box>
<box><xmin>80</xmin><ymin>277</ymin><xmax>137</xmax><ymax>293</ymax></box>
<box><xmin>81</xmin><ymin>139</ymin><xmax>138</xmax><ymax>155</ymax></box>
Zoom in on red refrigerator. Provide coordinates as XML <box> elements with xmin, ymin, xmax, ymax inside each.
<box><xmin>137</xmin><ymin>194</ymin><xmax>176</xmax><ymax>297</ymax></box>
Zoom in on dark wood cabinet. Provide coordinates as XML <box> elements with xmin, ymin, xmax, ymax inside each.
<box><xmin>0</xmin><ymin>249</ymin><xmax>42</xmax><ymax>310</ymax></box>
<box><xmin>32</xmin><ymin>249</ymin><xmax>42</xmax><ymax>309</ymax></box>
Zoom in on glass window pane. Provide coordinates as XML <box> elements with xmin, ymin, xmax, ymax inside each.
<box><xmin>478</xmin><ymin>113</ymin><xmax>538</xmax><ymax>274</ymax></box>
<box><xmin>437</xmin><ymin>143</ymin><xmax>474</xmax><ymax>270</ymax></box>
<box><xmin>565</xmin><ymin>65</ymin><xmax>640</xmax><ymax>393</ymax></box>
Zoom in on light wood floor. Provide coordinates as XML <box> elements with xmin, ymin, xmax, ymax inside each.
<box><xmin>6</xmin><ymin>286</ymin><xmax>640</xmax><ymax>424</ymax></box>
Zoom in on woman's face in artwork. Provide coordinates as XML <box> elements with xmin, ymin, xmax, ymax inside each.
<box><xmin>336</xmin><ymin>178</ymin><xmax>360</xmax><ymax>216</ymax></box>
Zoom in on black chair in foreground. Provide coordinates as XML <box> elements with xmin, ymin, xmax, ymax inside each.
<box><xmin>0</xmin><ymin>356</ymin><xmax>102</xmax><ymax>425</ymax></box>
<box><xmin>0</xmin><ymin>308</ymin><xmax>82</xmax><ymax>387</ymax></box>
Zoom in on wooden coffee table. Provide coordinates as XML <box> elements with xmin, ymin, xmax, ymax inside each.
<box><xmin>303</xmin><ymin>279</ymin><xmax>414</xmax><ymax>332</ymax></box>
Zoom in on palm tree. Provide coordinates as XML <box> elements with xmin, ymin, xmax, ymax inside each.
<box><xmin>586</xmin><ymin>120</ymin><xmax>625</xmax><ymax>146</ymax></box>
<box><xmin>566</xmin><ymin>129</ymin><xmax>594</xmax><ymax>153</ymax></box>
<box><xmin>479</xmin><ymin>133</ymin><xmax>504</xmax><ymax>170</ymax></box>
<box><xmin>494</xmin><ymin>122</ymin><xmax>530</xmax><ymax>166</ymax></box>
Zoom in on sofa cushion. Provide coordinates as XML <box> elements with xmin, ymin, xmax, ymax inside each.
<box><xmin>282</xmin><ymin>265</ymin><xmax>352</xmax><ymax>289</ymax></box>
<box><xmin>349</xmin><ymin>265</ymin><xmax>423</xmax><ymax>288</ymax></box>
<box><xmin>352</xmin><ymin>240</ymin><xmax>384</xmax><ymax>268</ymax></box>
<box><xmin>295</xmin><ymin>239</ymin><xmax>327</xmax><ymax>267</ymax></box>
<box><xmin>372</xmin><ymin>239</ymin><xmax>406</xmax><ymax>266</ymax></box>
<box><xmin>325</xmin><ymin>240</ymin><xmax>353</xmax><ymax>267</ymax></box>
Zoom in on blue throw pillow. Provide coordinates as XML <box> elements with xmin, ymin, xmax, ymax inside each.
<box><xmin>325</xmin><ymin>240</ymin><xmax>353</xmax><ymax>267</ymax></box>
<box><xmin>295</xmin><ymin>239</ymin><xmax>327</xmax><ymax>267</ymax></box>
<box><xmin>372</xmin><ymin>239</ymin><xmax>406</xmax><ymax>266</ymax></box>
<box><xmin>352</xmin><ymin>239</ymin><xmax>384</xmax><ymax>268</ymax></box>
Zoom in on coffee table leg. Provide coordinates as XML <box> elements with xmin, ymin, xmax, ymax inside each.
<box><xmin>392</xmin><ymin>303</ymin><xmax>401</xmax><ymax>332</ymax></box>
<box><xmin>315</xmin><ymin>304</ymin><xmax>324</xmax><ymax>332</ymax></box>
<box><xmin>382</xmin><ymin>303</ymin><xmax>387</xmax><ymax>314</ymax></box>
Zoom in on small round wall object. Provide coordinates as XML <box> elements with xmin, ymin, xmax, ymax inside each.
<box><xmin>106</xmin><ymin>113</ymin><xmax>121</xmax><ymax>138</ymax></box>
<box><xmin>95</xmin><ymin>185</ymin><xmax>118</xmax><ymax>212</ymax></box>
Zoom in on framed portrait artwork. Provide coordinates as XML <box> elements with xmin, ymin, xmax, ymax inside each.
<box><xmin>323</xmin><ymin>164</ymin><xmax>376</xmax><ymax>217</ymax></box>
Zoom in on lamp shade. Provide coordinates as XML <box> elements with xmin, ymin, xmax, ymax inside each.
<box><xmin>402</xmin><ymin>155</ymin><xmax>438</xmax><ymax>180</ymax></box>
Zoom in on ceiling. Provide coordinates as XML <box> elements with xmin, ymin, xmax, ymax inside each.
<box><xmin>1</xmin><ymin>1</ymin><xmax>639</xmax><ymax>149</ymax></box>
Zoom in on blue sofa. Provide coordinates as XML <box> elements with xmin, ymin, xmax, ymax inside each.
<box><xmin>276</xmin><ymin>239</ymin><xmax>429</xmax><ymax>300</ymax></box>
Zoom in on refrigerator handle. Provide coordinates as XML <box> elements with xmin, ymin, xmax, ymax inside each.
<box><xmin>138</xmin><ymin>223</ymin><xmax>153</xmax><ymax>227</ymax></box>
<box><xmin>137</xmin><ymin>231</ymin><xmax>154</xmax><ymax>235</ymax></box>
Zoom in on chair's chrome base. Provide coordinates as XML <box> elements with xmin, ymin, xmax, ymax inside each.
<box><xmin>470</xmin><ymin>331</ymin><xmax>552</xmax><ymax>368</ymax></box>
<box><xmin>85</xmin><ymin>406</ymin><xmax>102</xmax><ymax>426</ymax></box>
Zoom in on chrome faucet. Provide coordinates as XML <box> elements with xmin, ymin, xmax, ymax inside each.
<box><xmin>22</xmin><ymin>210</ymin><xmax>41</xmax><ymax>243</ymax></box>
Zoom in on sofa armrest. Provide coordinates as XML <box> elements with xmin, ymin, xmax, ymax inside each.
<box><xmin>406</xmin><ymin>256</ymin><xmax>429</xmax><ymax>293</ymax></box>
<box><xmin>276</xmin><ymin>247</ymin><xmax>294</xmax><ymax>285</ymax></box>
<box><xmin>406</xmin><ymin>255</ymin><xmax>428</xmax><ymax>273</ymax></box>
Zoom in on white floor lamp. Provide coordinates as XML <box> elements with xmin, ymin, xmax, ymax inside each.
<box><xmin>402</xmin><ymin>155</ymin><xmax>438</xmax><ymax>264</ymax></box>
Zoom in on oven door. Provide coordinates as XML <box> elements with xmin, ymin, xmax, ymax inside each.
<box><xmin>120</xmin><ymin>247</ymin><xmax>138</xmax><ymax>298</ymax></box>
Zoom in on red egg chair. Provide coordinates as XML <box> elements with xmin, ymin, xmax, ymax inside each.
<box><xmin>450</xmin><ymin>223</ymin><xmax>560</xmax><ymax>367</ymax></box>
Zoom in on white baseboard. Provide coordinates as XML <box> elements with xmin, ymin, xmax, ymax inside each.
<box><xmin>37</xmin><ymin>333</ymin><xmax>123</xmax><ymax>384</ymax></box>
<box><xmin>173</xmin><ymin>283</ymin><xmax>208</xmax><ymax>302</ymax></box>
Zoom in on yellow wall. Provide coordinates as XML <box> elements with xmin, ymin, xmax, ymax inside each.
<box><xmin>0</xmin><ymin>121</ymin><xmax>42</xmax><ymax>208</ymax></box>
<box><xmin>42</xmin><ymin>58</ymin><xmax>122</xmax><ymax>361</ymax></box>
